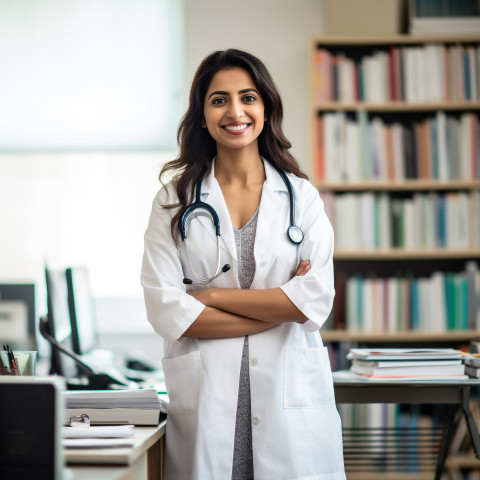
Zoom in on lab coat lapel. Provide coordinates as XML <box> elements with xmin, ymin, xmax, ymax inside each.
<box><xmin>255</xmin><ymin>160</ymin><xmax>288</xmax><ymax>253</ymax></box>
<box><xmin>198</xmin><ymin>163</ymin><xmax>237</xmax><ymax>261</ymax></box>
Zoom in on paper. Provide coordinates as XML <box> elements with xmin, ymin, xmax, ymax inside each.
<box><xmin>63</xmin><ymin>425</ymin><xmax>135</xmax><ymax>439</ymax></box>
<box><xmin>63</xmin><ymin>438</ymin><xmax>136</xmax><ymax>449</ymax></box>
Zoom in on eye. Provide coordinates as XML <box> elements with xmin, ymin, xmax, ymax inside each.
<box><xmin>211</xmin><ymin>97</ymin><xmax>226</xmax><ymax>105</ymax></box>
<box><xmin>242</xmin><ymin>95</ymin><xmax>256</xmax><ymax>102</ymax></box>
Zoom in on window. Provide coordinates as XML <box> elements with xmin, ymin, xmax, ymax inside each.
<box><xmin>0</xmin><ymin>0</ymin><xmax>184</xmax><ymax>151</ymax></box>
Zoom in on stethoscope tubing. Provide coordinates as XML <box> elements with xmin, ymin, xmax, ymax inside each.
<box><xmin>184</xmin><ymin>235</ymin><xmax>222</xmax><ymax>284</ymax></box>
<box><xmin>179</xmin><ymin>166</ymin><xmax>303</xmax><ymax>285</ymax></box>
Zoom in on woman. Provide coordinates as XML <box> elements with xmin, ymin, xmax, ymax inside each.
<box><xmin>141</xmin><ymin>49</ymin><xmax>345</xmax><ymax>480</ymax></box>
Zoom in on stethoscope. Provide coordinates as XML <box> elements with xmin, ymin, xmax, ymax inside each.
<box><xmin>179</xmin><ymin>166</ymin><xmax>304</xmax><ymax>285</ymax></box>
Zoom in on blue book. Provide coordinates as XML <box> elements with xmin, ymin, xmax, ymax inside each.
<box><xmin>430</xmin><ymin>116</ymin><xmax>439</xmax><ymax>179</ymax></box>
<box><xmin>357</xmin><ymin>62</ymin><xmax>365</xmax><ymax>101</ymax></box>
<box><xmin>410</xmin><ymin>279</ymin><xmax>419</xmax><ymax>330</ymax></box>
<box><xmin>445</xmin><ymin>273</ymin><xmax>456</xmax><ymax>330</ymax></box>
<box><xmin>436</xmin><ymin>194</ymin><xmax>446</xmax><ymax>248</ymax></box>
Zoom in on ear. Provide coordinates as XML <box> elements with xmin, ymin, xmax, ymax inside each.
<box><xmin>201</xmin><ymin>118</ymin><xmax>207</xmax><ymax>128</ymax></box>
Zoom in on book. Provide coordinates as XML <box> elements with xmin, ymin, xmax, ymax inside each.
<box><xmin>64</xmin><ymin>388</ymin><xmax>162</xmax><ymax>426</ymax></box>
<box><xmin>465</xmin><ymin>364</ymin><xmax>480</xmax><ymax>378</ymax></box>
<box><xmin>348</xmin><ymin>348</ymin><xmax>463</xmax><ymax>361</ymax></box>
<box><xmin>464</xmin><ymin>355</ymin><xmax>480</xmax><ymax>367</ymax></box>
<box><xmin>351</xmin><ymin>361</ymin><xmax>465</xmax><ymax>377</ymax></box>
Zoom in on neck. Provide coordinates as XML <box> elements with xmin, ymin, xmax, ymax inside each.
<box><xmin>214</xmin><ymin>148</ymin><xmax>265</xmax><ymax>187</ymax></box>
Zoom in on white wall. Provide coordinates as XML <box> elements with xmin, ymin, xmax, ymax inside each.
<box><xmin>0</xmin><ymin>1</ymin><xmax>326</xmax><ymax>360</ymax></box>
<box><xmin>184</xmin><ymin>0</ymin><xmax>326</xmax><ymax>174</ymax></box>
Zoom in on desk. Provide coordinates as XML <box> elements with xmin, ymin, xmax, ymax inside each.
<box><xmin>65</xmin><ymin>420</ymin><xmax>166</xmax><ymax>480</ymax></box>
<box><xmin>334</xmin><ymin>373</ymin><xmax>480</xmax><ymax>480</ymax></box>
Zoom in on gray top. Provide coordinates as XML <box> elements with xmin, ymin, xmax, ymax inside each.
<box><xmin>232</xmin><ymin>208</ymin><xmax>259</xmax><ymax>290</ymax></box>
<box><xmin>231</xmin><ymin>208</ymin><xmax>258</xmax><ymax>480</ymax></box>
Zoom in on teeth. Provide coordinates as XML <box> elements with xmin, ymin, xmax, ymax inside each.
<box><xmin>225</xmin><ymin>124</ymin><xmax>248</xmax><ymax>131</ymax></box>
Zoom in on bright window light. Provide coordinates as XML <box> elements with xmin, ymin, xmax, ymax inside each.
<box><xmin>0</xmin><ymin>0</ymin><xmax>184</xmax><ymax>151</ymax></box>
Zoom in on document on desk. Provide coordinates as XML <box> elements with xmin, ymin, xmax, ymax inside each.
<box><xmin>63</xmin><ymin>425</ymin><xmax>135</xmax><ymax>438</ymax></box>
<box><xmin>63</xmin><ymin>425</ymin><xmax>136</xmax><ymax>449</ymax></box>
<box><xmin>63</xmin><ymin>438</ymin><xmax>136</xmax><ymax>449</ymax></box>
<box><xmin>64</xmin><ymin>388</ymin><xmax>162</xmax><ymax>425</ymax></box>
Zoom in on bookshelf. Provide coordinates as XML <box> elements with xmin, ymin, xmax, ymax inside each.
<box><xmin>310</xmin><ymin>34</ymin><xmax>480</xmax><ymax>479</ymax></box>
<box><xmin>310</xmin><ymin>34</ymin><xmax>480</xmax><ymax>336</ymax></box>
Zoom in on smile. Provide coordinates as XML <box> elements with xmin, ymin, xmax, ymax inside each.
<box><xmin>223</xmin><ymin>123</ymin><xmax>250</xmax><ymax>134</ymax></box>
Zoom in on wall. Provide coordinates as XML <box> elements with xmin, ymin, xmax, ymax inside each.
<box><xmin>184</xmin><ymin>0</ymin><xmax>326</xmax><ymax>174</ymax></box>
<box><xmin>0</xmin><ymin>0</ymin><xmax>326</xmax><ymax>362</ymax></box>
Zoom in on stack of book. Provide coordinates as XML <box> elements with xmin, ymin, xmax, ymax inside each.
<box><xmin>348</xmin><ymin>348</ymin><xmax>467</xmax><ymax>380</ymax></box>
<box><xmin>464</xmin><ymin>355</ymin><xmax>480</xmax><ymax>378</ymax></box>
<box><xmin>64</xmin><ymin>388</ymin><xmax>163</xmax><ymax>425</ymax></box>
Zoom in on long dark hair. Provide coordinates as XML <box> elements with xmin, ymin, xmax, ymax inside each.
<box><xmin>160</xmin><ymin>48</ymin><xmax>308</xmax><ymax>238</ymax></box>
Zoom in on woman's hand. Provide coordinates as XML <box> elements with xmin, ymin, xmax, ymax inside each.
<box><xmin>188</xmin><ymin>288</ymin><xmax>211</xmax><ymax>304</ymax></box>
<box><xmin>294</xmin><ymin>259</ymin><xmax>311</xmax><ymax>277</ymax></box>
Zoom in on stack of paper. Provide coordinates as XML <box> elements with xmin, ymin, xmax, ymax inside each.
<box><xmin>348</xmin><ymin>348</ymin><xmax>467</xmax><ymax>381</ymax></box>
<box><xmin>64</xmin><ymin>388</ymin><xmax>162</xmax><ymax>425</ymax></box>
<box><xmin>63</xmin><ymin>425</ymin><xmax>136</xmax><ymax>449</ymax></box>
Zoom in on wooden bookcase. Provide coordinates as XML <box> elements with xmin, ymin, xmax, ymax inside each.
<box><xmin>309</xmin><ymin>35</ymin><xmax>480</xmax><ymax>478</ymax></box>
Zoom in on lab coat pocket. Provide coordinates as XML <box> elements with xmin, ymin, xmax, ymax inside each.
<box><xmin>162</xmin><ymin>351</ymin><xmax>201</xmax><ymax>414</ymax></box>
<box><xmin>284</xmin><ymin>347</ymin><xmax>335</xmax><ymax>408</ymax></box>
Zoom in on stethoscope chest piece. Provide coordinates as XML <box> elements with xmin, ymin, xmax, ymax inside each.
<box><xmin>288</xmin><ymin>225</ymin><xmax>304</xmax><ymax>244</ymax></box>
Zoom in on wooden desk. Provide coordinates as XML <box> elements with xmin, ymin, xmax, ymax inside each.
<box><xmin>66</xmin><ymin>420</ymin><xmax>166</xmax><ymax>480</ymax></box>
<box><xmin>334</xmin><ymin>373</ymin><xmax>480</xmax><ymax>480</ymax></box>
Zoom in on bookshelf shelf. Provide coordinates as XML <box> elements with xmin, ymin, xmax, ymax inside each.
<box><xmin>312</xmin><ymin>34</ymin><xmax>480</xmax><ymax>46</ymax></box>
<box><xmin>314</xmin><ymin>101</ymin><xmax>480</xmax><ymax>111</ymax></box>
<box><xmin>318</xmin><ymin>180</ymin><xmax>480</xmax><ymax>191</ymax></box>
<box><xmin>322</xmin><ymin>330</ymin><xmax>480</xmax><ymax>343</ymax></box>
<box><xmin>333</xmin><ymin>249</ymin><xmax>480</xmax><ymax>260</ymax></box>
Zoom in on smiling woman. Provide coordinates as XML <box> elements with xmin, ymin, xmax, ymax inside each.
<box><xmin>141</xmin><ymin>49</ymin><xmax>346</xmax><ymax>479</ymax></box>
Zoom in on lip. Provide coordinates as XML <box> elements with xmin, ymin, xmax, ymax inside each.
<box><xmin>222</xmin><ymin>122</ymin><xmax>251</xmax><ymax>135</ymax></box>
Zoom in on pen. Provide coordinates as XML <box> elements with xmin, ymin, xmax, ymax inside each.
<box><xmin>5</xmin><ymin>344</ymin><xmax>19</xmax><ymax>375</ymax></box>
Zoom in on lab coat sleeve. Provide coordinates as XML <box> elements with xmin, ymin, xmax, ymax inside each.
<box><xmin>141</xmin><ymin>187</ymin><xmax>206</xmax><ymax>343</ymax></box>
<box><xmin>280</xmin><ymin>181</ymin><xmax>335</xmax><ymax>332</ymax></box>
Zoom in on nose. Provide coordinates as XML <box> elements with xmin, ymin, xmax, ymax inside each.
<box><xmin>227</xmin><ymin>99</ymin><xmax>244</xmax><ymax>120</ymax></box>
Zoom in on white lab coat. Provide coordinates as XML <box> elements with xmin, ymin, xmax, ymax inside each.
<box><xmin>141</xmin><ymin>159</ymin><xmax>345</xmax><ymax>480</ymax></box>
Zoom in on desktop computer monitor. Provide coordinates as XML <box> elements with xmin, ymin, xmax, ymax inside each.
<box><xmin>0</xmin><ymin>283</ymin><xmax>36</xmax><ymax>350</ymax></box>
<box><xmin>66</xmin><ymin>267</ymin><xmax>99</xmax><ymax>355</ymax></box>
<box><xmin>45</xmin><ymin>267</ymin><xmax>79</xmax><ymax>379</ymax></box>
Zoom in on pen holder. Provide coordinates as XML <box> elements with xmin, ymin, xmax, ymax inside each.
<box><xmin>0</xmin><ymin>350</ymin><xmax>37</xmax><ymax>375</ymax></box>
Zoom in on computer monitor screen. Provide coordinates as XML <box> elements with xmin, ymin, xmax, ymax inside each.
<box><xmin>0</xmin><ymin>283</ymin><xmax>35</xmax><ymax>350</ymax></box>
<box><xmin>45</xmin><ymin>267</ymin><xmax>79</xmax><ymax>379</ymax></box>
<box><xmin>66</xmin><ymin>266</ymin><xmax>99</xmax><ymax>355</ymax></box>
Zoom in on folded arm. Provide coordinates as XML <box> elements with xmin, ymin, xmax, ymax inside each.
<box><xmin>183</xmin><ymin>260</ymin><xmax>310</xmax><ymax>338</ymax></box>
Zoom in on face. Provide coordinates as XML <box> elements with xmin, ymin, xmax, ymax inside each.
<box><xmin>203</xmin><ymin>67</ymin><xmax>266</xmax><ymax>155</ymax></box>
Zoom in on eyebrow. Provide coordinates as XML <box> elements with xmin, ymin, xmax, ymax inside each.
<box><xmin>207</xmin><ymin>88</ymin><xmax>259</xmax><ymax>99</ymax></box>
